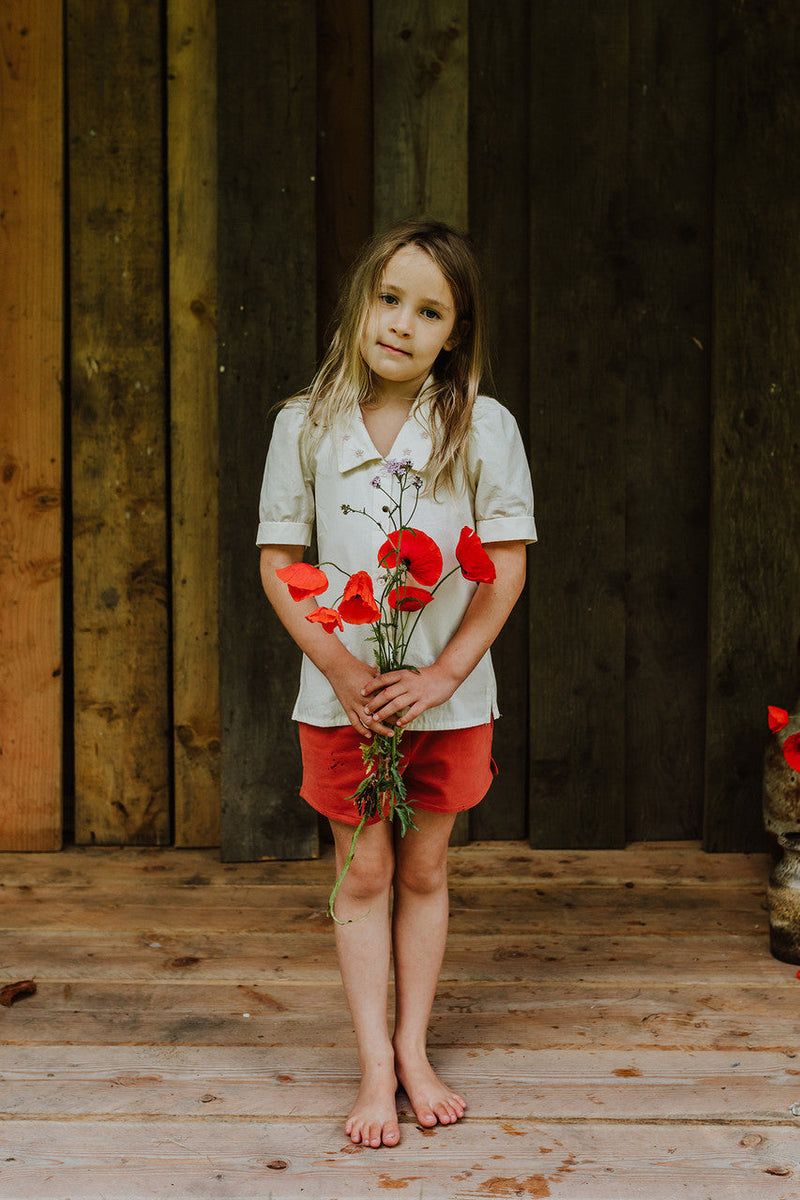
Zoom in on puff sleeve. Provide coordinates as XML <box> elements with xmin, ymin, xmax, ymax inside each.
<box><xmin>467</xmin><ymin>396</ymin><xmax>537</xmax><ymax>544</ymax></box>
<box><xmin>256</xmin><ymin>402</ymin><xmax>315</xmax><ymax>547</ymax></box>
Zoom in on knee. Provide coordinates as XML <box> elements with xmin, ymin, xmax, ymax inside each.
<box><xmin>338</xmin><ymin>841</ymin><xmax>394</xmax><ymax>900</ymax></box>
<box><xmin>394</xmin><ymin>852</ymin><xmax>448</xmax><ymax>897</ymax></box>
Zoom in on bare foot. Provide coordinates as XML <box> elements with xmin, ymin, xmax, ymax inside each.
<box><xmin>394</xmin><ymin>1048</ymin><xmax>466</xmax><ymax>1128</ymax></box>
<box><xmin>344</xmin><ymin>1063</ymin><xmax>401</xmax><ymax>1148</ymax></box>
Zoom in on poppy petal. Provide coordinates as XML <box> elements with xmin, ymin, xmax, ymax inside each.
<box><xmin>305</xmin><ymin>606</ymin><xmax>344</xmax><ymax>633</ymax></box>
<box><xmin>784</xmin><ymin>732</ymin><xmax>800</xmax><ymax>772</ymax></box>
<box><xmin>768</xmin><ymin>706</ymin><xmax>791</xmax><ymax>733</ymax></box>
<box><xmin>339</xmin><ymin>571</ymin><xmax>381</xmax><ymax>624</ymax></box>
<box><xmin>377</xmin><ymin>528</ymin><xmax>443</xmax><ymax>586</ymax></box>
<box><xmin>388</xmin><ymin>586</ymin><xmax>434</xmax><ymax>612</ymax></box>
<box><xmin>276</xmin><ymin>561</ymin><xmax>329</xmax><ymax>601</ymax></box>
<box><xmin>455</xmin><ymin>527</ymin><xmax>496</xmax><ymax>583</ymax></box>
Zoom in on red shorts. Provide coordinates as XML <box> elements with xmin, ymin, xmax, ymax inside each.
<box><xmin>297</xmin><ymin>721</ymin><xmax>497</xmax><ymax>827</ymax></box>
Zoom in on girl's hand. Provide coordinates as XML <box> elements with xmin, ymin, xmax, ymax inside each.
<box><xmin>361</xmin><ymin>664</ymin><xmax>459</xmax><ymax>728</ymax></box>
<box><xmin>328</xmin><ymin>660</ymin><xmax>397</xmax><ymax>738</ymax></box>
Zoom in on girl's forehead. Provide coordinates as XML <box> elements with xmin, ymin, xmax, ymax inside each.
<box><xmin>380</xmin><ymin>245</ymin><xmax>454</xmax><ymax>305</ymax></box>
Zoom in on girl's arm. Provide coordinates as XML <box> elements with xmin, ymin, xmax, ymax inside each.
<box><xmin>360</xmin><ymin>540</ymin><xmax>527</xmax><ymax>728</ymax></box>
<box><xmin>260</xmin><ymin>545</ymin><xmax>395</xmax><ymax>738</ymax></box>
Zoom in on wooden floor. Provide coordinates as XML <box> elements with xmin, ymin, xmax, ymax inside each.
<box><xmin>1</xmin><ymin>841</ymin><xmax>799</xmax><ymax>1199</ymax></box>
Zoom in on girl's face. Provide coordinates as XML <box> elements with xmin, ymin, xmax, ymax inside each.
<box><xmin>359</xmin><ymin>245</ymin><xmax>458</xmax><ymax>400</ymax></box>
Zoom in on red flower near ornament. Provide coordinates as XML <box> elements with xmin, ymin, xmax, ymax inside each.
<box><xmin>388</xmin><ymin>585</ymin><xmax>434</xmax><ymax>612</ymax></box>
<box><xmin>275</xmin><ymin>561</ymin><xmax>329</xmax><ymax>601</ymax></box>
<box><xmin>456</xmin><ymin>526</ymin><xmax>496</xmax><ymax>583</ymax></box>
<box><xmin>305</xmin><ymin>606</ymin><xmax>344</xmax><ymax>633</ymax></box>
<box><xmin>768</xmin><ymin>706</ymin><xmax>790</xmax><ymax>733</ymax></box>
<box><xmin>338</xmin><ymin>571</ymin><xmax>381</xmax><ymax>624</ymax></box>
<box><xmin>783</xmin><ymin>732</ymin><xmax>800</xmax><ymax>772</ymax></box>
<box><xmin>378</xmin><ymin>528</ymin><xmax>443</xmax><ymax>587</ymax></box>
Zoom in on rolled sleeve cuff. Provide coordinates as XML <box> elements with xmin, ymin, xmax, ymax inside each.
<box><xmin>475</xmin><ymin>515</ymin><xmax>538</xmax><ymax>545</ymax></box>
<box><xmin>256</xmin><ymin>520</ymin><xmax>313</xmax><ymax>547</ymax></box>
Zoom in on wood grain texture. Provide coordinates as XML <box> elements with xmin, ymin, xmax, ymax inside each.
<box><xmin>316</xmin><ymin>0</ymin><xmax>373</xmax><ymax>351</ymax></box>
<box><xmin>705</xmin><ymin>2</ymin><xmax>800</xmax><ymax>851</ymax></box>
<box><xmin>624</xmin><ymin>0</ymin><xmax>715</xmax><ymax>841</ymax></box>
<box><xmin>217</xmin><ymin>0</ymin><xmax>318</xmax><ymax>861</ymax></box>
<box><xmin>0</xmin><ymin>843</ymin><xmax>795</xmax><ymax>1200</ymax></box>
<box><xmin>67</xmin><ymin>0</ymin><xmax>170</xmax><ymax>846</ymax></box>
<box><xmin>527</xmin><ymin>1</ymin><xmax>629</xmax><ymax>848</ymax></box>
<box><xmin>0</xmin><ymin>0</ymin><xmax>63</xmax><ymax>850</ymax></box>
<box><xmin>168</xmin><ymin>0</ymin><xmax>220</xmax><ymax>847</ymax></box>
<box><xmin>468</xmin><ymin>0</ymin><xmax>532</xmax><ymax>840</ymax></box>
<box><xmin>373</xmin><ymin>0</ymin><xmax>469</xmax><ymax>231</ymax></box>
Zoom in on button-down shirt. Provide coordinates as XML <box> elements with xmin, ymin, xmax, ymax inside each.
<box><xmin>257</xmin><ymin>389</ymin><xmax>536</xmax><ymax>730</ymax></box>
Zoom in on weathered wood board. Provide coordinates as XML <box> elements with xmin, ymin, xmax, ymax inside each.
<box><xmin>373</xmin><ymin>0</ymin><xmax>469</xmax><ymax>231</ymax></box>
<box><xmin>316</xmin><ymin>0</ymin><xmax>373</xmax><ymax>350</ymax></box>
<box><xmin>468</xmin><ymin>0</ymin><xmax>532</xmax><ymax>840</ymax></box>
<box><xmin>705</xmin><ymin>0</ymin><xmax>800</xmax><ymax>851</ymax></box>
<box><xmin>0</xmin><ymin>0</ymin><xmax>63</xmax><ymax>850</ymax></box>
<box><xmin>624</xmin><ymin>0</ymin><xmax>715</xmax><ymax>841</ymax></box>
<box><xmin>0</xmin><ymin>842</ymin><xmax>795</xmax><ymax>1200</ymax></box>
<box><xmin>168</xmin><ymin>0</ymin><xmax>221</xmax><ymax>847</ymax></box>
<box><xmin>67</xmin><ymin>0</ymin><xmax>170</xmax><ymax>845</ymax></box>
<box><xmin>216</xmin><ymin>0</ymin><xmax>318</xmax><ymax>860</ymax></box>
<box><xmin>528</xmin><ymin>1</ymin><xmax>628</xmax><ymax>848</ymax></box>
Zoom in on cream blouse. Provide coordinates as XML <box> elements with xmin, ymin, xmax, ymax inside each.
<box><xmin>257</xmin><ymin>390</ymin><xmax>536</xmax><ymax>730</ymax></box>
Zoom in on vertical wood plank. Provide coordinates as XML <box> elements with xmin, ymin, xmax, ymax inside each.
<box><xmin>317</xmin><ymin>0</ymin><xmax>373</xmax><ymax>353</ymax></box>
<box><xmin>68</xmin><ymin>0</ymin><xmax>171</xmax><ymax>845</ymax></box>
<box><xmin>468</xmin><ymin>0</ymin><xmax>531</xmax><ymax>840</ymax></box>
<box><xmin>527</xmin><ymin>1</ymin><xmax>628</xmax><ymax>848</ymax></box>
<box><xmin>705</xmin><ymin>1</ymin><xmax>800</xmax><ymax>852</ymax></box>
<box><xmin>0</xmin><ymin>0</ymin><xmax>63</xmax><ymax>851</ymax></box>
<box><xmin>373</xmin><ymin>0</ymin><xmax>470</xmax><ymax>844</ymax></box>
<box><xmin>217</xmin><ymin>0</ymin><xmax>319</xmax><ymax>861</ymax></box>
<box><xmin>624</xmin><ymin>0</ymin><xmax>714</xmax><ymax>841</ymax></box>
<box><xmin>168</xmin><ymin>0</ymin><xmax>220</xmax><ymax>848</ymax></box>
<box><xmin>373</xmin><ymin>0</ymin><xmax>468</xmax><ymax>231</ymax></box>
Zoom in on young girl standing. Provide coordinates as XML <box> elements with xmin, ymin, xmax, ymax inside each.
<box><xmin>258</xmin><ymin>219</ymin><xmax>536</xmax><ymax>1148</ymax></box>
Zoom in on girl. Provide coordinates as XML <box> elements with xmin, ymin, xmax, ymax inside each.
<box><xmin>258</xmin><ymin>219</ymin><xmax>536</xmax><ymax>1148</ymax></box>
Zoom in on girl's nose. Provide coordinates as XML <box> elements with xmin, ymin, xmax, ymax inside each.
<box><xmin>390</xmin><ymin>308</ymin><xmax>412</xmax><ymax>336</ymax></box>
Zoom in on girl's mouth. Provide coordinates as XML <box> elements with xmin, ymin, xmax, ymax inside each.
<box><xmin>379</xmin><ymin>342</ymin><xmax>411</xmax><ymax>357</ymax></box>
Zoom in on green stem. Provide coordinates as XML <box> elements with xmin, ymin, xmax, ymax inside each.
<box><xmin>327</xmin><ymin>812</ymin><xmax>370</xmax><ymax>924</ymax></box>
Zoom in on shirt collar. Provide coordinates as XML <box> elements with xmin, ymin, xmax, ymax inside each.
<box><xmin>335</xmin><ymin>382</ymin><xmax>435</xmax><ymax>476</ymax></box>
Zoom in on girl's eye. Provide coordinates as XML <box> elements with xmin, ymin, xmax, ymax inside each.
<box><xmin>422</xmin><ymin>308</ymin><xmax>441</xmax><ymax>320</ymax></box>
<box><xmin>379</xmin><ymin>293</ymin><xmax>398</xmax><ymax>306</ymax></box>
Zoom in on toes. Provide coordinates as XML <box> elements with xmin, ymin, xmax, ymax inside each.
<box><xmin>383</xmin><ymin>1122</ymin><xmax>401</xmax><ymax>1146</ymax></box>
<box><xmin>417</xmin><ymin>1106</ymin><xmax>438</xmax><ymax>1127</ymax></box>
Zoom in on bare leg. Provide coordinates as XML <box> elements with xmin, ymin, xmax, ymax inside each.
<box><xmin>391</xmin><ymin>809</ymin><xmax>467</xmax><ymax>1127</ymax></box>
<box><xmin>328</xmin><ymin>817</ymin><xmax>400</xmax><ymax>1148</ymax></box>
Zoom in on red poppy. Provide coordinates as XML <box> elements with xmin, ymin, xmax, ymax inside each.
<box><xmin>305</xmin><ymin>606</ymin><xmax>343</xmax><ymax>633</ymax></box>
<box><xmin>388</xmin><ymin>585</ymin><xmax>434</xmax><ymax>612</ymax></box>
<box><xmin>769</xmin><ymin>706</ymin><xmax>791</xmax><ymax>733</ymax></box>
<box><xmin>455</xmin><ymin>527</ymin><xmax>496</xmax><ymax>583</ymax></box>
<box><xmin>378</xmin><ymin>528</ymin><xmax>443</xmax><ymax>586</ymax></box>
<box><xmin>784</xmin><ymin>732</ymin><xmax>800</xmax><ymax>772</ymax></box>
<box><xmin>338</xmin><ymin>571</ymin><xmax>381</xmax><ymax>624</ymax></box>
<box><xmin>276</xmin><ymin>561</ymin><xmax>329</xmax><ymax>601</ymax></box>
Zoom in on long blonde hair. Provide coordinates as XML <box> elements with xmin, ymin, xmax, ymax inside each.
<box><xmin>300</xmin><ymin>219</ymin><xmax>489</xmax><ymax>494</ymax></box>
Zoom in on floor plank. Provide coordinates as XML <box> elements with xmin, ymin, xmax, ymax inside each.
<box><xmin>0</xmin><ymin>842</ymin><xmax>798</xmax><ymax>1200</ymax></box>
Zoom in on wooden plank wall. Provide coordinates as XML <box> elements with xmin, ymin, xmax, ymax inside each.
<box><xmin>1</xmin><ymin>0</ymin><xmax>797</xmax><ymax>855</ymax></box>
<box><xmin>0</xmin><ymin>0</ymin><xmax>63</xmax><ymax>851</ymax></box>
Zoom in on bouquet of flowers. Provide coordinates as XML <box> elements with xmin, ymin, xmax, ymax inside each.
<box><xmin>275</xmin><ymin>459</ymin><xmax>496</xmax><ymax>920</ymax></box>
